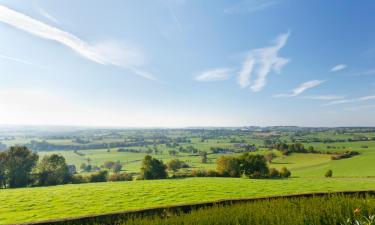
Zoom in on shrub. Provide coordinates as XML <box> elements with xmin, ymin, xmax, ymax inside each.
<box><xmin>268</xmin><ymin>168</ymin><xmax>280</xmax><ymax>178</ymax></box>
<box><xmin>325</xmin><ymin>169</ymin><xmax>333</xmax><ymax>178</ymax></box>
<box><xmin>167</xmin><ymin>159</ymin><xmax>184</xmax><ymax>172</ymax></box>
<box><xmin>108</xmin><ymin>172</ymin><xmax>133</xmax><ymax>182</ymax></box>
<box><xmin>71</xmin><ymin>174</ymin><xmax>87</xmax><ymax>184</ymax></box>
<box><xmin>279</xmin><ymin>167</ymin><xmax>291</xmax><ymax>178</ymax></box>
<box><xmin>89</xmin><ymin>170</ymin><xmax>108</xmax><ymax>183</ymax></box>
<box><xmin>191</xmin><ymin>169</ymin><xmax>217</xmax><ymax>177</ymax></box>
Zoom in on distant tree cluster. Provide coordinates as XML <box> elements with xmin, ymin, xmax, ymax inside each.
<box><xmin>330</xmin><ymin>151</ymin><xmax>359</xmax><ymax>160</ymax></box>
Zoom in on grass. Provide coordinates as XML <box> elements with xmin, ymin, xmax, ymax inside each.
<box><xmin>0</xmin><ymin>177</ymin><xmax>375</xmax><ymax>224</ymax></box>
<box><xmin>117</xmin><ymin>194</ymin><xmax>375</xmax><ymax>225</ymax></box>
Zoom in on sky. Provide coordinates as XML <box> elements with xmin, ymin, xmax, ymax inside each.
<box><xmin>0</xmin><ymin>0</ymin><xmax>374</xmax><ymax>127</ymax></box>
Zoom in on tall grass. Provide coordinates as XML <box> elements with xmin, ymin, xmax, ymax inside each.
<box><xmin>114</xmin><ymin>195</ymin><xmax>375</xmax><ymax>225</ymax></box>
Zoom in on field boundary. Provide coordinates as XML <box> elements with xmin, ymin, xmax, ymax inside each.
<box><xmin>19</xmin><ymin>190</ymin><xmax>375</xmax><ymax>225</ymax></box>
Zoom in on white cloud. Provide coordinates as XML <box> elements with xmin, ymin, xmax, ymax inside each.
<box><xmin>225</xmin><ymin>0</ymin><xmax>278</xmax><ymax>14</ymax></box>
<box><xmin>274</xmin><ymin>80</ymin><xmax>325</xmax><ymax>98</ymax></box>
<box><xmin>300</xmin><ymin>95</ymin><xmax>345</xmax><ymax>101</ymax></box>
<box><xmin>195</xmin><ymin>68</ymin><xmax>234</xmax><ymax>81</ymax></box>
<box><xmin>324</xmin><ymin>95</ymin><xmax>375</xmax><ymax>106</ymax></box>
<box><xmin>330</xmin><ymin>64</ymin><xmax>347</xmax><ymax>72</ymax></box>
<box><xmin>238</xmin><ymin>31</ymin><xmax>290</xmax><ymax>92</ymax></box>
<box><xmin>0</xmin><ymin>5</ymin><xmax>154</xmax><ymax>80</ymax></box>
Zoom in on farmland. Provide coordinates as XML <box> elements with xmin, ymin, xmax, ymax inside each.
<box><xmin>0</xmin><ymin>126</ymin><xmax>375</xmax><ymax>224</ymax></box>
<box><xmin>1</xmin><ymin>177</ymin><xmax>375</xmax><ymax>224</ymax></box>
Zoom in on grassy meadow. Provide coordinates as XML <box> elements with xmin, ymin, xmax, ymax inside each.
<box><xmin>1</xmin><ymin>177</ymin><xmax>375</xmax><ymax>224</ymax></box>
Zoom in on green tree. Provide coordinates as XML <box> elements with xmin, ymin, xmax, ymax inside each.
<box><xmin>200</xmin><ymin>151</ymin><xmax>208</xmax><ymax>163</ymax></box>
<box><xmin>103</xmin><ymin>161</ymin><xmax>115</xmax><ymax>170</ymax></box>
<box><xmin>0</xmin><ymin>152</ymin><xmax>6</xmax><ymax>188</ymax></box>
<box><xmin>239</xmin><ymin>153</ymin><xmax>269</xmax><ymax>178</ymax></box>
<box><xmin>5</xmin><ymin>146</ymin><xmax>38</xmax><ymax>188</ymax></box>
<box><xmin>36</xmin><ymin>154</ymin><xmax>71</xmax><ymax>186</ymax></box>
<box><xmin>140</xmin><ymin>155</ymin><xmax>167</xmax><ymax>180</ymax></box>
<box><xmin>216</xmin><ymin>156</ymin><xmax>241</xmax><ymax>177</ymax></box>
<box><xmin>167</xmin><ymin>159</ymin><xmax>183</xmax><ymax>172</ymax></box>
<box><xmin>112</xmin><ymin>161</ymin><xmax>122</xmax><ymax>173</ymax></box>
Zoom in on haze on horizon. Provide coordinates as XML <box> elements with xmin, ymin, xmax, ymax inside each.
<box><xmin>0</xmin><ymin>0</ymin><xmax>375</xmax><ymax>128</ymax></box>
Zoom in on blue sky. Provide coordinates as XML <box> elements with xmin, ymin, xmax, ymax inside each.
<box><xmin>0</xmin><ymin>0</ymin><xmax>374</xmax><ymax>127</ymax></box>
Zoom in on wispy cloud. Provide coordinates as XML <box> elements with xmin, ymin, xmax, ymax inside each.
<box><xmin>195</xmin><ymin>68</ymin><xmax>234</xmax><ymax>82</ymax></box>
<box><xmin>0</xmin><ymin>5</ymin><xmax>155</xmax><ymax>80</ymax></box>
<box><xmin>355</xmin><ymin>69</ymin><xmax>375</xmax><ymax>76</ymax></box>
<box><xmin>0</xmin><ymin>53</ymin><xmax>48</xmax><ymax>69</ymax></box>
<box><xmin>300</xmin><ymin>95</ymin><xmax>345</xmax><ymax>101</ymax></box>
<box><xmin>330</xmin><ymin>64</ymin><xmax>347</xmax><ymax>72</ymax></box>
<box><xmin>324</xmin><ymin>95</ymin><xmax>375</xmax><ymax>106</ymax></box>
<box><xmin>225</xmin><ymin>0</ymin><xmax>278</xmax><ymax>14</ymax></box>
<box><xmin>238</xmin><ymin>31</ymin><xmax>290</xmax><ymax>92</ymax></box>
<box><xmin>274</xmin><ymin>80</ymin><xmax>325</xmax><ymax>98</ymax></box>
<box><xmin>36</xmin><ymin>6</ymin><xmax>59</xmax><ymax>24</ymax></box>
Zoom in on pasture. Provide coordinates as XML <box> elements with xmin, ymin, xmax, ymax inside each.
<box><xmin>1</xmin><ymin>177</ymin><xmax>375</xmax><ymax>224</ymax></box>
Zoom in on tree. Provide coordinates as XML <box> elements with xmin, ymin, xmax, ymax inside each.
<box><xmin>0</xmin><ymin>152</ymin><xmax>6</xmax><ymax>188</ymax></box>
<box><xmin>112</xmin><ymin>161</ymin><xmax>122</xmax><ymax>173</ymax></box>
<box><xmin>167</xmin><ymin>159</ymin><xmax>183</xmax><ymax>172</ymax></box>
<box><xmin>200</xmin><ymin>151</ymin><xmax>208</xmax><ymax>163</ymax></box>
<box><xmin>36</xmin><ymin>154</ymin><xmax>71</xmax><ymax>186</ymax></box>
<box><xmin>325</xmin><ymin>169</ymin><xmax>333</xmax><ymax>178</ymax></box>
<box><xmin>103</xmin><ymin>161</ymin><xmax>115</xmax><ymax>170</ymax></box>
<box><xmin>216</xmin><ymin>156</ymin><xmax>241</xmax><ymax>177</ymax></box>
<box><xmin>239</xmin><ymin>153</ymin><xmax>269</xmax><ymax>178</ymax></box>
<box><xmin>5</xmin><ymin>146</ymin><xmax>38</xmax><ymax>188</ymax></box>
<box><xmin>140</xmin><ymin>155</ymin><xmax>167</xmax><ymax>180</ymax></box>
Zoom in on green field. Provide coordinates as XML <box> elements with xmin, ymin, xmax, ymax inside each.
<box><xmin>0</xmin><ymin>177</ymin><xmax>375</xmax><ymax>224</ymax></box>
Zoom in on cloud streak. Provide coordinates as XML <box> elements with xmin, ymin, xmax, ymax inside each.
<box><xmin>330</xmin><ymin>64</ymin><xmax>347</xmax><ymax>72</ymax></box>
<box><xmin>225</xmin><ymin>0</ymin><xmax>278</xmax><ymax>14</ymax></box>
<box><xmin>195</xmin><ymin>68</ymin><xmax>234</xmax><ymax>81</ymax></box>
<box><xmin>324</xmin><ymin>95</ymin><xmax>375</xmax><ymax>106</ymax></box>
<box><xmin>0</xmin><ymin>53</ymin><xmax>47</xmax><ymax>69</ymax></box>
<box><xmin>238</xmin><ymin>31</ymin><xmax>290</xmax><ymax>92</ymax></box>
<box><xmin>0</xmin><ymin>5</ymin><xmax>155</xmax><ymax>80</ymax></box>
<box><xmin>274</xmin><ymin>80</ymin><xmax>325</xmax><ymax>98</ymax></box>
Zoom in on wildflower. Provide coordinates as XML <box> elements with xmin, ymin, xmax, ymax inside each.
<box><xmin>354</xmin><ymin>208</ymin><xmax>361</xmax><ymax>216</ymax></box>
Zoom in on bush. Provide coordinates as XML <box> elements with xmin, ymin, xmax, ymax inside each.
<box><xmin>325</xmin><ymin>169</ymin><xmax>333</xmax><ymax>178</ymax></box>
<box><xmin>71</xmin><ymin>174</ymin><xmax>87</xmax><ymax>184</ymax></box>
<box><xmin>268</xmin><ymin>168</ymin><xmax>280</xmax><ymax>178</ymax></box>
<box><xmin>279</xmin><ymin>167</ymin><xmax>291</xmax><ymax>178</ymax></box>
<box><xmin>108</xmin><ymin>172</ymin><xmax>133</xmax><ymax>182</ymax></box>
<box><xmin>191</xmin><ymin>169</ymin><xmax>217</xmax><ymax>177</ymax></box>
<box><xmin>89</xmin><ymin>170</ymin><xmax>108</xmax><ymax>183</ymax></box>
<box><xmin>167</xmin><ymin>159</ymin><xmax>184</xmax><ymax>172</ymax></box>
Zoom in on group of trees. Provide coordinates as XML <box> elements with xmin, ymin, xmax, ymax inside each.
<box><xmin>0</xmin><ymin>146</ymin><xmax>71</xmax><ymax>188</ymax></box>
<box><xmin>216</xmin><ymin>153</ymin><xmax>290</xmax><ymax>179</ymax></box>
<box><xmin>139</xmin><ymin>153</ymin><xmax>291</xmax><ymax>180</ymax></box>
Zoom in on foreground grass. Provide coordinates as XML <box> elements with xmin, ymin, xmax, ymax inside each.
<box><xmin>0</xmin><ymin>177</ymin><xmax>375</xmax><ymax>224</ymax></box>
<box><xmin>119</xmin><ymin>195</ymin><xmax>375</xmax><ymax>225</ymax></box>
